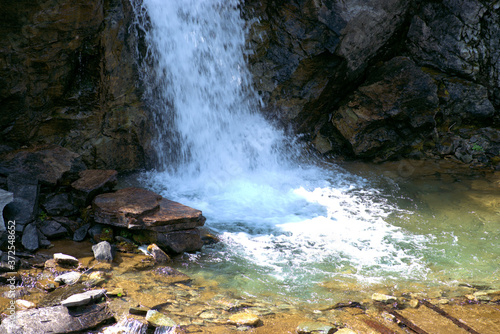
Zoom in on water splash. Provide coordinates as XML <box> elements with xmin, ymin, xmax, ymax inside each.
<box><xmin>131</xmin><ymin>0</ymin><xmax>429</xmax><ymax>299</ymax></box>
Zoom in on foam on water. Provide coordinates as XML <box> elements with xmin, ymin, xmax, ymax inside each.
<box><xmin>132</xmin><ymin>0</ymin><xmax>429</xmax><ymax>298</ymax></box>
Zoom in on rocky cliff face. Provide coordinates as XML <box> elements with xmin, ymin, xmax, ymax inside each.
<box><xmin>244</xmin><ymin>0</ymin><xmax>500</xmax><ymax>168</ymax></box>
<box><xmin>0</xmin><ymin>0</ymin><xmax>152</xmax><ymax>171</ymax></box>
<box><xmin>1</xmin><ymin>0</ymin><xmax>499</xmax><ymax>170</ymax></box>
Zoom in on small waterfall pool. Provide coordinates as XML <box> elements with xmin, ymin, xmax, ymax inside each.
<box><xmin>129</xmin><ymin>0</ymin><xmax>500</xmax><ymax>308</ymax></box>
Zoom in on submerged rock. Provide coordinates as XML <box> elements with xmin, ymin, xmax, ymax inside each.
<box><xmin>296</xmin><ymin>321</ymin><xmax>335</xmax><ymax>334</ymax></box>
<box><xmin>228</xmin><ymin>312</ymin><xmax>261</xmax><ymax>326</ymax></box>
<box><xmin>371</xmin><ymin>293</ymin><xmax>397</xmax><ymax>303</ymax></box>
<box><xmin>146</xmin><ymin>309</ymin><xmax>177</xmax><ymax>327</ymax></box>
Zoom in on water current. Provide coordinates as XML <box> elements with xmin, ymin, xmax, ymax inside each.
<box><xmin>131</xmin><ymin>0</ymin><xmax>499</xmax><ymax>306</ymax></box>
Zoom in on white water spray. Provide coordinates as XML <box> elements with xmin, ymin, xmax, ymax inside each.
<box><xmin>131</xmin><ymin>0</ymin><xmax>428</xmax><ymax>297</ymax></box>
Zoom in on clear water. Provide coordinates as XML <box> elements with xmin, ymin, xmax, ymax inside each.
<box><xmin>131</xmin><ymin>0</ymin><xmax>499</xmax><ymax>306</ymax></box>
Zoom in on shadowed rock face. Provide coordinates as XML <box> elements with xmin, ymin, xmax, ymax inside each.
<box><xmin>1</xmin><ymin>0</ymin><xmax>498</xmax><ymax>168</ymax></box>
<box><xmin>0</xmin><ymin>0</ymin><xmax>153</xmax><ymax>171</ymax></box>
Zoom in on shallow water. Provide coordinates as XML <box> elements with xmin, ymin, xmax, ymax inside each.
<box><xmin>138</xmin><ymin>161</ymin><xmax>500</xmax><ymax>309</ymax></box>
<box><xmin>128</xmin><ymin>0</ymin><xmax>500</xmax><ymax>311</ymax></box>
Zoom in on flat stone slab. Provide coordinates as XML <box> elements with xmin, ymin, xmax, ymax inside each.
<box><xmin>0</xmin><ymin>304</ymin><xmax>113</xmax><ymax>334</ymax></box>
<box><xmin>60</xmin><ymin>289</ymin><xmax>107</xmax><ymax>307</ymax></box>
<box><xmin>93</xmin><ymin>187</ymin><xmax>205</xmax><ymax>231</ymax></box>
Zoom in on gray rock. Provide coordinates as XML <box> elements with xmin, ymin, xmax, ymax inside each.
<box><xmin>5</xmin><ymin>174</ymin><xmax>39</xmax><ymax>231</ymax></box>
<box><xmin>42</xmin><ymin>193</ymin><xmax>77</xmax><ymax>216</ymax></box>
<box><xmin>0</xmin><ymin>189</ymin><xmax>13</xmax><ymax>231</ymax></box>
<box><xmin>60</xmin><ymin>289</ymin><xmax>107</xmax><ymax>307</ymax></box>
<box><xmin>55</xmin><ymin>272</ymin><xmax>82</xmax><ymax>285</ymax></box>
<box><xmin>92</xmin><ymin>241</ymin><xmax>113</xmax><ymax>262</ymax></box>
<box><xmin>73</xmin><ymin>223</ymin><xmax>90</xmax><ymax>242</ymax></box>
<box><xmin>21</xmin><ymin>223</ymin><xmax>39</xmax><ymax>251</ymax></box>
<box><xmin>0</xmin><ymin>304</ymin><xmax>113</xmax><ymax>334</ymax></box>
<box><xmin>39</xmin><ymin>220</ymin><xmax>68</xmax><ymax>239</ymax></box>
<box><xmin>156</xmin><ymin>229</ymin><xmax>204</xmax><ymax>254</ymax></box>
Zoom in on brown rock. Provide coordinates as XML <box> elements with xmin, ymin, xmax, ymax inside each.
<box><xmin>155</xmin><ymin>229</ymin><xmax>204</xmax><ymax>254</ymax></box>
<box><xmin>142</xmin><ymin>198</ymin><xmax>206</xmax><ymax>232</ymax></box>
<box><xmin>147</xmin><ymin>243</ymin><xmax>171</xmax><ymax>264</ymax></box>
<box><xmin>71</xmin><ymin>169</ymin><xmax>118</xmax><ymax>206</ymax></box>
<box><xmin>92</xmin><ymin>187</ymin><xmax>162</xmax><ymax>229</ymax></box>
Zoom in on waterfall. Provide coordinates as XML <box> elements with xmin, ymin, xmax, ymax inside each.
<box><xmin>130</xmin><ymin>0</ymin><xmax>428</xmax><ymax>299</ymax></box>
<box><xmin>132</xmin><ymin>0</ymin><xmax>293</xmax><ymax>179</ymax></box>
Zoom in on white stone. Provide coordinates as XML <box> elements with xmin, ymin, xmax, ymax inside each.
<box><xmin>61</xmin><ymin>289</ymin><xmax>106</xmax><ymax>307</ymax></box>
<box><xmin>53</xmin><ymin>253</ymin><xmax>79</xmax><ymax>266</ymax></box>
<box><xmin>54</xmin><ymin>272</ymin><xmax>82</xmax><ymax>285</ymax></box>
<box><xmin>15</xmin><ymin>299</ymin><xmax>36</xmax><ymax>310</ymax></box>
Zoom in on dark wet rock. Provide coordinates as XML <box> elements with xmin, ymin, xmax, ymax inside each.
<box><xmin>71</xmin><ymin>169</ymin><xmax>118</xmax><ymax>207</ymax></box>
<box><xmin>21</xmin><ymin>223</ymin><xmax>39</xmax><ymax>251</ymax></box>
<box><xmin>0</xmin><ymin>252</ymin><xmax>20</xmax><ymax>272</ymax></box>
<box><xmin>42</xmin><ymin>193</ymin><xmax>77</xmax><ymax>216</ymax></box>
<box><xmin>0</xmin><ymin>303</ymin><xmax>113</xmax><ymax>334</ymax></box>
<box><xmin>155</xmin><ymin>229</ymin><xmax>204</xmax><ymax>254</ymax></box>
<box><xmin>73</xmin><ymin>223</ymin><xmax>91</xmax><ymax>242</ymax></box>
<box><xmin>296</xmin><ymin>321</ymin><xmax>335</xmax><ymax>334</ymax></box>
<box><xmin>0</xmin><ymin>189</ymin><xmax>13</xmax><ymax>231</ymax></box>
<box><xmin>4</xmin><ymin>174</ymin><xmax>39</xmax><ymax>231</ymax></box>
<box><xmin>129</xmin><ymin>305</ymin><xmax>150</xmax><ymax>316</ymax></box>
<box><xmin>39</xmin><ymin>220</ymin><xmax>69</xmax><ymax>239</ymax></box>
<box><xmin>53</xmin><ymin>253</ymin><xmax>79</xmax><ymax>267</ymax></box>
<box><xmin>1</xmin><ymin>146</ymin><xmax>85</xmax><ymax>187</ymax></box>
<box><xmin>153</xmin><ymin>266</ymin><xmax>192</xmax><ymax>285</ymax></box>
<box><xmin>331</xmin><ymin>57</ymin><xmax>439</xmax><ymax>160</ymax></box>
<box><xmin>92</xmin><ymin>241</ymin><xmax>113</xmax><ymax>262</ymax></box>
<box><xmin>148</xmin><ymin>243</ymin><xmax>171</xmax><ymax>264</ymax></box>
<box><xmin>60</xmin><ymin>288</ymin><xmax>106</xmax><ymax>307</ymax></box>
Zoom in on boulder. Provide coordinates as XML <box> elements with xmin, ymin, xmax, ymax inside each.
<box><xmin>71</xmin><ymin>169</ymin><xmax>118</xmax><ymax>207</ymax></box>
<box><xmin>0</xmin><ymin>189</ymin><xmax>13</xmax><ymax>231</ymax></box>
<box><xmin>0</xmin><ymin>304</ymin><xmax>113</xmax><ymax>334</ymax></box>
<box><xmin>155</xmin><ymin>229</ymin><xmax>204</xmax><ymax>254</ymax></box>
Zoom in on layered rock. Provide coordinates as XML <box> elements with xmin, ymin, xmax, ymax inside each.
<box><xmin>92</xmin><ymin>187</ymin><xmax>206</xmax><ymax>254</ymax></box>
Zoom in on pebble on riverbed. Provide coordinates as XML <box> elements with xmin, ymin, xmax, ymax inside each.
<box><xmin>296</xmin><ymin>321</ymin><xmax>335</xmax><ymax>334</ymax></box>
<box><xmin>228</xmin><ymin>312</ymin><xmax>262</xmax><ymax>327</ymax></box>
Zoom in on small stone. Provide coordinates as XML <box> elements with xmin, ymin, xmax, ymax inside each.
<box><xmin>40</xmin><ymin>220</ymin><xmax>68</xmax><ymax>239</ymax></box>
<box><xmin>73</xmin><ymin>223</ymin><xmax>91</xmax><ymax>242</ymax></box>
<box><xmin>55</xmin><ymin>272</ymin><xmax>82</xmax><ymax>285</ymax></box>
<box><xmin>107</xmin><ymin>288</ymin><xmax>125</xmax><ymax>297</ymax></box>
<box><xmin>371</xmin><ymin>293</ymin><xmax>397</xmax><ymax>303</ymax></box>
<box><xmin>473</xmin><ymin>291</ymin><xmax>492</xmax><ymax>301</ymax></box>
<box><xmin>92</xmin><ymin>241</ymin><xmax>113</xmax><ymax>262</ymax></box>
<box><xmin>146</xmin><ymin>310</ymin><xmax>177</xmax><ymax>327</ymax></box>
<box><xmin>296</xmin><ymin>321</ymin><xmax>335</xmax><ymax>334</ymax></box>
<box><xmin>408</xmin><ymin>299</ymin><xmax>419</xmax><ymax>308</ymax></box>
<box><xmin>199</xmin><ymin>310</ymin><xmax>219</xmax><ymax>319</ymax></box>
<box><xmin>335</xmin><ymin>329</ymin><xmax>358</xmax><ymax>334</ymax></box>
<box><xmin>228</xmin><ymin>312</ymin><xmax>261</xmax><ymax>327</ymax></box>
<box><xmin>147</xmin><ymin>243</ymin><xmax>171</xmax><ymax>263</ymax></box>
<box><xmin>21</xmin><ymin>223</ymin><xmax>39</xmax><ymax>251</ymax></box>
<box><xmin>129</xmin><ymin>306</ymin><xmax>150</xmax><ymax>316</ymax></box>
<box><xmin>15</xmin><ymin>299</ymin><xmax>36</xmax><ymax>310</ymax></box>
<box><xmin>60</xmin><ymin>289</ymin><xmax>106</xmax><ymax>307</ymax></box>
<box><xmin>54</xmin><ymin>253</ymin><xmax>79</xmax><ymax>267</ymax></box>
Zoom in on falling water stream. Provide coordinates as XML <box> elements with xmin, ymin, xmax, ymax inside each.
<box><xmin>130</xmin><ymin>0</ymin><xmax>499</xmax><ymax>307</ymax></box>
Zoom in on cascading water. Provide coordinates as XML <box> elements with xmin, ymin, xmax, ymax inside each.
<box><xmin>129</xmin><ymin>0</ymin><xmax>499</xmax><ymax>303</ymax></box>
